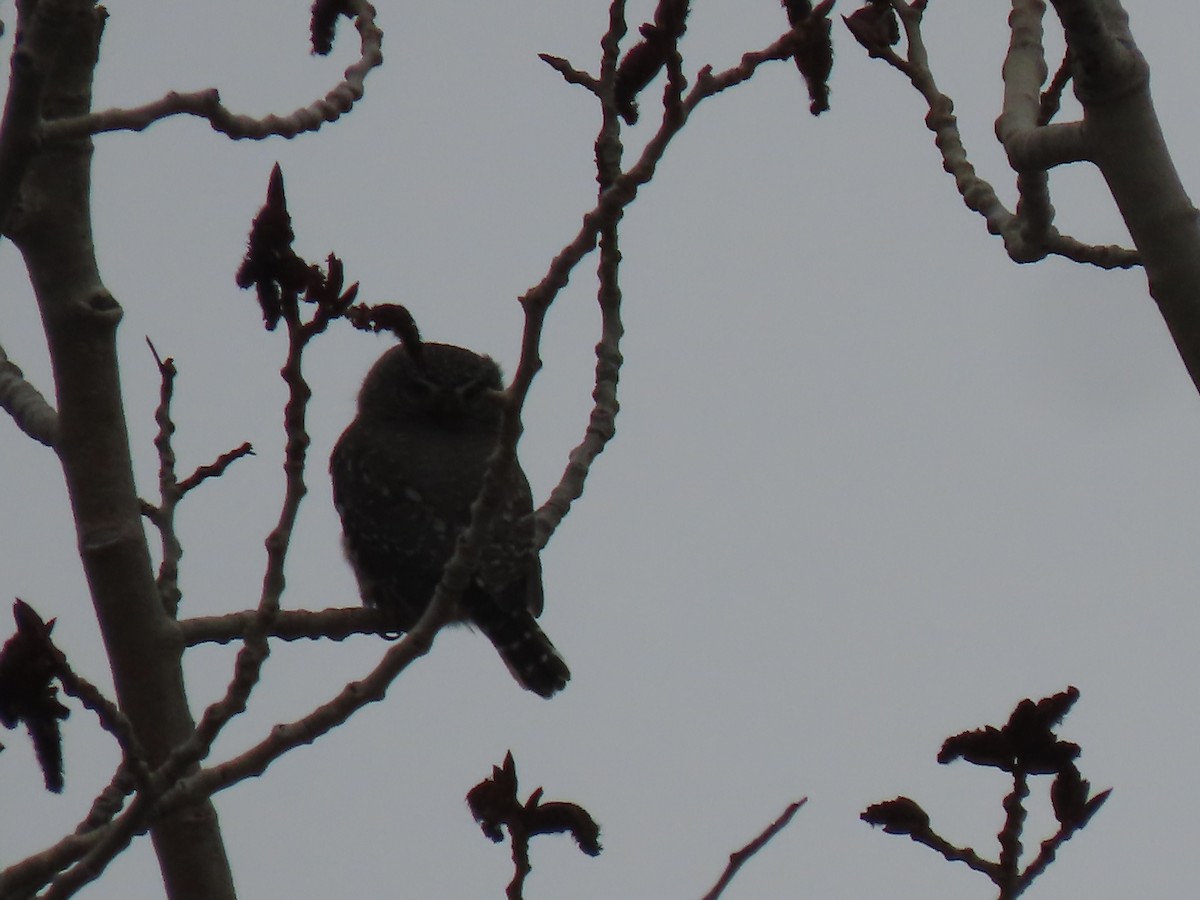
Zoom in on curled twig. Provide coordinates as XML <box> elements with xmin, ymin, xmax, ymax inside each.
<box><xmin>38</xmin><ymin>0</ymin><xmax>383</xmax><ymax>143</ymax></box>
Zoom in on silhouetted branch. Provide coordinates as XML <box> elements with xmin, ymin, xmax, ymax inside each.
<box><xmin>865</xmin><ymin>688</ymin><xmax>1108</xmax><ymax>898</ymax></box>
<box><xmin>141</xmin><ymin>340</ymin><xmax>254</xmax><ymax>617</ymax></box>
<box><xmin>169</xmin><ymin>596</ymin><xmax>455</xmax><ymax>802</ymax></box>
<box><xmin>538</xmin><ymin>53</ymin><xmax>600</xmax><ymax>95</ymax></box>
<box><xmin>180</xmin><ymin>606</ymin><xmax>394</xmax><ymax>646</ymax></box>
<box><xmin>530</xmin><ymin>19</ymin><xmax>805</xmax><ymax>546</ymax></box>
<box><xmin>38</xmin><ymin>0</ymin><xmax>382</xmax><ymax>143</ymax></box>
<box><xmin>467</xmin><ymin>752</ymin><xmax>601</xmax><ymax>898</ymax></box>
<box><xmin>701</xmin><ymin>799</ymin><xmax>806</xmax><ymax>900</ymax></box>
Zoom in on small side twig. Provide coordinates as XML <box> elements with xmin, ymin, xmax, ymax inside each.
<box><xmin>142</xmin><ymin>339</ymin><xmax>254</xmax><ymax>617</ymax></box>
<box><xmin>177</xmin><ymin>443</ymin><xmax>255</xmax><ymax>494</ymax></box>
<box><xmin>50</xmin><ymin>651</ymin><xmax>153</xmax><ymax>799</ymax></box>
<box><xmin>1039</xmin><ymin>48</ymin><xmax>1073</xmax><ymax>125</ymax></box>
<box><xmin>0</xmin><ymin>341</ymin><xmax>58</xmax><ymax>447</ymax></box>
<box><xmin>701</xmin><ymin>799</ymin><xmax>807</xmax><ymax>900</ymax></box>
<box><xmin>538</xmin><ymin>53</ymin><xmax>601</xmax><ymax>95</ymax></box>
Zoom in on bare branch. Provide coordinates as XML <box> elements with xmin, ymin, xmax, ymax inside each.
<box><xmin>537</xmin><ymin>5</ymin><xmax>626</xmax><ymax>545</ymax></box>
<box><xmin>75</xmin><ymin>765</ymin><xmax>136</xmax><ymax>835</ymax></box>
<box><xmin>0</xmin><ymin>830</ymin><xmax>101</xmax><ymax>899</ymax></box>
<box><xmin>39</xmin><ymin>792</ymin><xmax>156</xmax><ymax>900</ymax></box>
<box><xmin>1043</xmin><ymin>232</ymin><xmax>1140</xmax><ymax>268</ymax></box>
<box><xmin>141</xmin><ymin>342</ymin><xmax>254</xmax><ymax>617</ymax></box>
<box><xmin>998</xmin><ymin>0</ymin><xmax>1051</xmax><ymax>138</ymax></box>
<box><xmin>51</xmin><ymin>649</ymin><xmax>153</xmax><ymax>798</ymax></box>
<box><xmin>538</xmin><ymin>53</ymin><xmax>601</xmax><ymax>95</ymax></box>
<box><xmin>168</xmin><ymin>601</ymin><xmax>452</xmax><ymax>803</ymax></box>
<box><xmin>847</xmin><ymin>0</ymin><xmax>1141</xmax><ymax>268</ymax></box>
<box><xmin>143</xmin><ymin>339</ymin><xmax>185</xmax><ymax>617</ymax></box>
<box><xmin>176</xmin><ymin>442</ymin><xmax>255</xmax><ymax>495</ymax></box>
<box><xmin>530</xmin><ymin>24</ymin><xmax>800</xmax><ymax>544</ymax></box>
<box><xmin>689</xmin><ymin>31</ymin><xmax>802</xmax><ymax>103</ymax></box>
<box><xmin>179</xmin><ymin>606</ymin><xmax>393</xmax><ymax>646</ymax></box>
<box><xmin>700</xmin><ymin>799</ymin><xmax>807</xmax><ymax>900</ymax></box>
<box><xmin>903</xmin><ymin>826</ymin><xmax>999</xmax><ymax>878</ymax></box>
<box><xmin>0</xmin><ymin>341</ymin><xmax>58</xmax><ymax>446</ymax></box>
<box><xmin>1040</xmin><ymin>48</ymin><xmax>1073</xmax><ymax>125</ymax></box>
<box><xmin>38</xmin><ymin>0</ymin><xmax>383</xmax><ymax>143</ymax></box>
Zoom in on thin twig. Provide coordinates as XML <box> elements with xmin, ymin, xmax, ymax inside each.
<box><xmin>51</xmin><ymin>655</ymin><xmax>153</xmax><ymax>798</ymax></box>
<box><xmin>701</xmin><ymin>799</ymin><xmax>807</xmax><ymax>900</ymax></box>
<box><xmin>176</xmin><ymin>442</ymin><xmax>255</xmax><ymax>494</ymax></box>
<box><xmin>1039</xmin><ymin>48</ymin><xmax>1072</xmax><ymax>125</ymax></box>
<box><xmin>144</xmin><ymin>338</ymin><xmax>184</xmax><ymax>616</ymax></box>
<box><xmin>538</xmin><ymin>53</ymin><xmax>601</xmax><ymax>95</ymax></box>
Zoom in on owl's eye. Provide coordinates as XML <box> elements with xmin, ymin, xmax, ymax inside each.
<box><xmin>455</xmin><ymin>375</ymin><xmax>493</xmax><ymax>405</ymax></box>
<box><xmin>401</xmin><ymin>373</ymin><xmax>438</xmax><ymax>402</ymax></box>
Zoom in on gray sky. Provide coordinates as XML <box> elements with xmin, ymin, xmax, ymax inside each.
<box><xmin>3</xmin><ymin>1</ymin><xmax>1199</xmax><ymax>896</ymax></box>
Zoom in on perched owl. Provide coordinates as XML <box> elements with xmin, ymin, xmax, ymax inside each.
<box><xmin>330</xmin><ymin>342</ymin><xmax>570</xmax><ymax>697</ymax></box>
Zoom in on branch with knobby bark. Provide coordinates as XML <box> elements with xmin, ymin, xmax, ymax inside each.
<box><xmin>847</xmin><ymin>0</ymin><xmax>1138</xmax><ymax>268</ymax></box>
<box><xmin>180</xmin><ymin>606</ymin><xmax>392</xmax><ymax>645</ymax></box>
<box><xmin>531</xmin><ymin>0</ymin><xmax>827</xmax><ymax>547</ymax></box>
<box><xmin>0</xmin><ymin>340</ymin><xmax>58</xmax><ymax>446</ymax></box>
<box><xmin>38</xmin><ymin>0</ymin><xmax>383</xmax><ymax>143</ymax></box>
<box><xmin>141</xmin><ymin>338</ymin><xmax>254</xmax><ymax>619</ymax></box>
<box><xmin>851</xmin><ymin>0</ymin><xmax>1200</xmax><ymax>394</ymax></box>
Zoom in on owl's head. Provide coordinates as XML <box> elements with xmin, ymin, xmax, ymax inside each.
<box><xmin>356</xmin><ymin>342</ymin><xmax>505</xmax><ymax>430</ymax></box>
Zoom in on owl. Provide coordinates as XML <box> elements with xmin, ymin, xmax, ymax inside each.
<box><xmin>330</xmin><ymin>342</ymin><xmax>569</xmax><ymax>697</ymax></box>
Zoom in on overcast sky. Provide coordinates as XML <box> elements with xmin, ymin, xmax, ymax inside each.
<box><xmin>3</xmin><ymin>1</ymin><xmax>1200</xmax><ymax>897</ymax></box>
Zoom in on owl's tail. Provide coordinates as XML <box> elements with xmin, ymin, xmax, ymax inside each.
<box><xmin>463</xmin><ymin>590</ymin><xmax>571</xmax><ymax>698</ymax></box>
